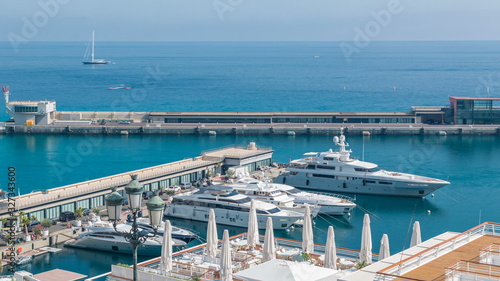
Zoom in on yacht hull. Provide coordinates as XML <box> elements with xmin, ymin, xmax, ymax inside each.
<box><xmin>164</xmin><ymin>204</ymin><xmax>300</xmax><ymax>230</ymax></box>
<box><xmin>65</xmin><ymin>236</ymin><xmax>162</xmax><ymax>256</ymax></box>
<box><xmin>275</xmin><ymin>174</ymin><xmax>448</xmax><ymax>198</ymax></box>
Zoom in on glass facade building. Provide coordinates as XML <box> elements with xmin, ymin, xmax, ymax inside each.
<box><xmin>450</xmin><ymin>97</ymin><xmax>500</xmax><ymax>125</ymax></box>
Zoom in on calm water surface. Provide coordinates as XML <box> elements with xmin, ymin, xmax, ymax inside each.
<box><xmin>2</xmin><ymin>134</ymin><xmax>499</xmax><ymax>277</ymax></box>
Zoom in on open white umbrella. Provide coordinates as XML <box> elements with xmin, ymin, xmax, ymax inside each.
<box><xmin>324</xmin><ymin>226</ymin><xmax>337</xmax><ymax>270</ymax></box>
<box><xmin>263</xmin><ymin>217</ymin><xmax>276</xmax><ymax>261</ymax></box>
<box><xmin>206</xmin><ymin>209</ymin><xmax>218</xmax><ymax>258</ymax></box>
<box><xmin>359</xmin><ymin>214</ymin><xmax>372</xmax><ymax>264</ymax></box>
<box><xmin>220</xmin><ymin>229</ymin><xmax>233</xmax><ymax>281</ymax></box>
<box><xmin>302</xmin><ymin>205</ymin><xmax>314</xmax><ymax>254</ymax></box>
<box><xmin>379</xmin><ymin>234</ymin><xmax>390</xmax><ymax>260</ymax></box>
<box><xmin>159</xmin><ymin>220</ymin><xmax>173</xmax><ymax>274</ymax></box>
<box><xmin>247</xmin><ymin>199</ymin><xmax>259</xmax><ymax>249</ymax></box>
<box><xmin>410</xmin><ymin>221</ymin><xmax>422</xmax><ymax>247</ymax></box>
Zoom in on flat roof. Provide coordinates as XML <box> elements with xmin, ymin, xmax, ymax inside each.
<box><xmin>203</xmin><ymin>145</ymin><xmax>273</xmax><ymax>159</ymax></box>
<box><xmin>149</xmin><ymin>111</ymin><xmax>413</xmax><ymax>117</ymax></box>
<box><xmin>33</xmin><ymin>269</ymin><xmax>87</xmax><ymax>281</ymax></box>
<box><xmin>402</xmin><ymin>235</ymin><xmax>500</xmax><ymax>280</ymax></box>
<box><xmin>450</xmin><ymin>97</ymin><xmax>500</xmax><ymax>101</ymax></box>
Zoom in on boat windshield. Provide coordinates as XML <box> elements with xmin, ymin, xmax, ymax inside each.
<box><xmin>354</xmin><ymin>167</ymin><xmax>381</xmax><ymax>173</ymax></box>
<box><xmin>217</xmin><ymin>197</ymin><xmax>252</xmax><ymax>204</ymax></box>
<box><xmin>256</xmin><ymin>207</ymin><xmax>281</xmax><ymax>214</ymax></box>
<box><xmin>284</xmin><ymin>188</ymin><xmax>302</xmax><ymax>194</ymax></box>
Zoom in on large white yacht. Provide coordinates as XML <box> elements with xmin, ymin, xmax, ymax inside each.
<box><xmin>65</xmin><ymin>223</ymin><xmax>187</xmax><ymax>256</ymax></box>
<box><xmin>274</xmin><ymin>130</ymin><xmax>450</xmax><ymax>197</ymax></box>
<box><xmin>164</xmin><ymin>187</ymin><xmax>303</xmax><ymax>229</ymax></box>
<box><xmin>228</xmin><ymin>179</ymin><xmax>322</xmax><ymax>217</ymax></box>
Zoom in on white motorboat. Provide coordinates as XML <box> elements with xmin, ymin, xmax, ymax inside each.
<box><xmin>274</xmin><ymin>129</ymin><xmax>450</xmax><ymax>197</ymax></box>
<box><xmin>14</xmin><ymin>255</ymin><xmax>33</xmax><ymax>265</ymax></box>
<box><xmin>235</xmin><ymin>177</ymin><xmax>356</xmax><ymax>215</ymax></box>
<box><xmin>66</xmin><ymin>223</ymin><xmax>187</xmax><ymax>256</ymax></box>
<box><xmin>164</xmin><ymin>186</ymin><xmax>303</xmax><ymax>230</ymax></box>
<box><xmin>227</xmin><ymin>179</ymin><xmax>322</xmax><ymax>217</ymax></box>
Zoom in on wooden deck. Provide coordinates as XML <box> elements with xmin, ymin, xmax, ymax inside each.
<box><xmin>402</xmin><ymin>235</ymin><xmax>500</xmax><ymax>281</ymax></box>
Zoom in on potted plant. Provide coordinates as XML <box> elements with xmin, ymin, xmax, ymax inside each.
<box><xmin>33</xmin><ymin>225</ymin><xmax>43</xmax><ymax>239</ymax></box>
<box><xmin>19</xmin><ymin>212</ymin><xmax>33</xmax><ymax>242</ymax></box>
<box><xmin>92</xmin><ymin>208</ymin><xmax>101</xmax><ymax>222</ymax></box>
<box><xmin>165</xmin><ymin>189</ymin><xmax>176</xmax><ymax>202</ymax></box>
<box><xmin>41</xmin><ymin>219</ymin><xmax>53</xmax><ymax>236</ymax></box>
<box><xmin>74</xmin><ymin>207</ymin><xmax>84</xmax><ymax>227</ymax></box>
<box><xmin>0</xmin><ymin>217</ymin><xmax>7</xmax><ymax>229</ymax></box>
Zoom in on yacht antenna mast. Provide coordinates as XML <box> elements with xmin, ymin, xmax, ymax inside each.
<box><xmin>2</xmin><ymin>85</ymin><xmax>10</xmax><ymax>104</ymax></box>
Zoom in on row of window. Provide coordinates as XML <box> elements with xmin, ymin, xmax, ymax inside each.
<box><xmin>163</xmin><ymin>117</ymin><xmax>415</xmax><ymax>124</ymax></box>
<box><xmin>14</xmin><ymin>106</ymin><xmax>38</xmax><ymax>113</ymax></box>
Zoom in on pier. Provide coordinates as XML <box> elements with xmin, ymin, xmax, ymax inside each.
<box><xmin>2</xmin><ymin>122</ymin><xmax>500</xmax><ymax>135</ymax></box>
<box><xmin>0</xmin><ymin>143</ymin><xmax>273</xmax><ymax>221</ymax></box>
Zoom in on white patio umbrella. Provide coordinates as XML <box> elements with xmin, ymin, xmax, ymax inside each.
<box><xmin>263</xmin><ymin>217</ymin><xmax>276</xmax><ymax>261</ymax></box>
<box><xmin>159</xmin><ymin>220</ymin><xmax>173</xmax><ymax>274</ymax></box>
<box><xmin>410</xmin><ymin>221</ymin><xmax>422</xmax><ymax>247</ymax></box>
<box><xmin>302</xmin><ymin>205</ymin><xmax>314</xmax><ymax>254</ymax></box>
<box><xmin>379</xmin><ymin>234</ymin><xmax>390</xmax><ymax>260</ymax></box>
<box><xmin>206</xmin><ymin>209</ymin><xmax>218</xmax><ymax>258</ymax></box>
<box><xmin>220</xmin><ymin>229</ymin><xmax>233</xmax><ymax>281</ymax></box>
<box><xmin>324</xmin><ymin>226</ymin><xmax>337</xmax><ymax>270</ymax></box>
<box><xmin>359</xmin><ymin>214</ymin><xmax>372</xmax><ymax>264</ymax></box>
<box><xmin>247</xmin><ymin>199</ymin><xmax>259</xmax><ymax>249</ymax></box>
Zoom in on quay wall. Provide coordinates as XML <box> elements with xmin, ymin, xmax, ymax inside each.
<box><xmin>2</xmin><ymin>124</ymin><xmax>500</xmax><ymax>135</ymax></box>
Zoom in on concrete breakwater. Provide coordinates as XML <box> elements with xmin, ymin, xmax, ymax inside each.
<box><xmin>2</xmin><ymin>123</ymin><xmax>500</xmax><ymax>135</ymax></box>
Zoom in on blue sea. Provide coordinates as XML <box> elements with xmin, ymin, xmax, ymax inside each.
<box><xmin>1</xmin><ymin>41</ymin><xmax>500</xmax><ymax>278</ymax></box>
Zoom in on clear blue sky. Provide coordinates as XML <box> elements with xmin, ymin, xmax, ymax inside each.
<box><xmin>2</xmin><ymin>0</ymin><xmax>500</xmax><ymax>41</ymax></box>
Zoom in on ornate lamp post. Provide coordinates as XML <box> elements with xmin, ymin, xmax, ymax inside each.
<box><xmin>105</xmin><ymin>175</ymin><xmax>165</xmax><ymax>281</ymax></box>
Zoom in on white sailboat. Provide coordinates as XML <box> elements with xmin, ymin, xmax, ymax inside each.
<box><xmin>82</xmin><ymin>31</ymin><xmax>109</xmax><ymax>64</ymax></box>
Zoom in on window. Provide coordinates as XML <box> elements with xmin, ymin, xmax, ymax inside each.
<box><xmin>306</xmin><ymin>165</ymin><xmax>316</xmax><ymax>169</ymax></box>
<box><xmin>379</xmin><ymin>181</ymin><xmax>393</xmax><ymax>185</ymax></box>
<box><xmin>313</xmin><ymin>174</ymin><xmax>336</xmax><ymax>179</ymax></box>
<box><xmin>14</xmin><ymin>106</ymin><xmax>38</xmax><ymax>113</ymax></box>
<box><xmin>317</xmin><ymin>165</ymin><xmax>335</xmax><ymax>170</ymax></box>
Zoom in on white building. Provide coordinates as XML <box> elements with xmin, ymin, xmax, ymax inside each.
<box><xmin>3</xmin><ymin>86</ymin><xmax>56</xmax><ymax>125</ymax></box>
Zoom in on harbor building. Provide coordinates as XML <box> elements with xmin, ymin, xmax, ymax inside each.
<box><xmin>0</xmin><ymin>143</ymin><xmax>273</xmax><ymax>221</ymax></box>
<box><xmin>3</xmin><ymin>86</ymin><xmax>56</xmax><ymax>125</ymax></box>
<box><xmin>449</xmin><ymin>97</ymin><xmax>500</xmax><ymax>125</ymax></box>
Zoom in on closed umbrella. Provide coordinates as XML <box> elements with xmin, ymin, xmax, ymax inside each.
<box><xmin>159</xmin><ymin>220</ymin><xmax>173</xmax><ymax>274</ymax></box>
<box><xmin>220</xmin><ymin>229</ymin><xmax>233</xmax><ymax>281</ymax></box>
<box><xmin>206</xmin><ymin>209</ymin><xmax>218</xmax><ymax>258</ymax></box>
<box><xmin>302</xmin><ymin>205</ymin><xmax>314</xmax><ymax>254</ymax></box>
<box><xmin>379</xmin><ymin>234</ymin><xmax>390</xmax><ymax>260</ymax></box>
<box><xmin>247</xmin><ymin>199</ymin><xmax>259</xmax><ymax>249</ymax></box>
<box><xmin>263</xmin><ymin>217</ymin><xmax>276</xmax><ymax>261</ymax></box>
<box><xmin>324</xmin><ymin>226</ymin><xmax>337</xmax><ymax>269</ymax></box>
<box><xmin>410</xmin><ymin>221</ymin><xmax>422</xmax><ymax>247</ymax></box>
<box><xmin>359</xmin><ymin>214</ymin><xmax>372</xmax><ymax>264</ymax></box>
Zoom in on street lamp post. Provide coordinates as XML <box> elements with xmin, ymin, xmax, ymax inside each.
<box><xmin>105</xmin><ymin>175</ymin><xmax>165</xmax><ymax>281</ymax></box>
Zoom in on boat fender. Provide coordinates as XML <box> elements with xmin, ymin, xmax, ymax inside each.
<box><xmin>17</xmin><ymin>248</ymin><xmax>22</xmax><ymax>253</ymax></box>
<box><xmin>362</xmin><ymin>179</ymin><xmax>366</xmax><ymax>186</ymax></box>
<box><xmin>343</xmin><ymin>182</ymin><xmax>347</xmax><ymax>189</ymax></box>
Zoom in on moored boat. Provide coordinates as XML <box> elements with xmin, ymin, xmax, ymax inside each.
<box><xmin>164</xmin><ymin>186</ymin><xmax>303</xmax><ymax>230</ymax></box>
<box><xmin>274</xmin><ymin>129</ymin><xmax>450</xmax><ymax>197</ymax></box>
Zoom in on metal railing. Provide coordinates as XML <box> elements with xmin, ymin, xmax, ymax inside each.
<box><xmin>374</xmin><ymin>222</ymin><xmax>500</xmax><ymax>281</ymax></box>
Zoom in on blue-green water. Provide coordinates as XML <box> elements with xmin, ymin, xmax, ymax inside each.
<box><xmin>1</xmin><ymin>41</ymin><xmax>500</xmax><ymax>277</ymax></box>
<box><xmin>2</xmin><ymin>134</ymin><xmax>500</xmax><ymax>277</ymax></box>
